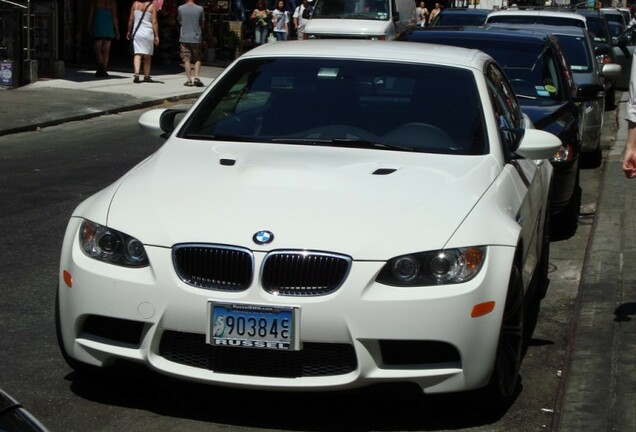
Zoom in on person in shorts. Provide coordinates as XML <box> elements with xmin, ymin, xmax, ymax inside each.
<box><xmin>178</xmin><ymin>0</ymin><xmax>205</xmax><ymax>87</ymax></box>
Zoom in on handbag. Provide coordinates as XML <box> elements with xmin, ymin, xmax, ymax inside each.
<box><xmin>129</xmin><ymin>2</ymin><xmax>152</xmax><ymax>55</ymax></box>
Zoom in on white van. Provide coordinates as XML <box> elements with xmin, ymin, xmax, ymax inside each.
<box><xmin>303</xmin><ymin>0</ymin><xmax>416</xmax><ymax>40</ymax></box>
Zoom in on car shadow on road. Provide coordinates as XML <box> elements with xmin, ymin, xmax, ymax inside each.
<box><xmin>66</xmin><ymin>364</ymin><xmax>512</xmax><ymax>431</ymax></box>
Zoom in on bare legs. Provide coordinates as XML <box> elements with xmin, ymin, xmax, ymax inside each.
<box><xmin>183</xmin><ymin>58</ymin><xmax>201</xmax><ymax>84</ymax></box>
<box><xmin>94</xmin><ymin>40</ymin><xmax>112</xmax><ymax>77</ymax></box>
<box><xmin>133</xmin><ymin>54</ymin><xmax>153</xmax><ymax>82</ymax></box>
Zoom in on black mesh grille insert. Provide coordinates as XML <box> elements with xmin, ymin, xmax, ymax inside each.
<box><xmin>159</xmin><ymin>331</ymin><xmax>357</xmax><ymax>378</ymax></box>
<box><xmin>173</xmin><ymin>244</ymin><xmax>253</xmax><ymax>291</ymax></box>
<box><xmin>261</xmin><ymin>251</ymin><xmax>351</xmax><ymax>296</ymax></box>
<box><xmin>81</xmin><ymin>315</ymin><xmax>145</xmax><ymax>346</ymax></box>
<box><xmin>379</xmin><ymin>340</ymin><xmax>461</xmax><ymax>366</ymax></box>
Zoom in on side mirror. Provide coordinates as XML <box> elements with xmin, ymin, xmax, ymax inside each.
<box><xmin>572</xmin><ymin>83</ymin><xmax>605</xmax><ymax>102</ymax></box>
<box><xmin>393</xmin><ymin>11</ymin><xmax>399</xmax><ymax>22</ymax></box>
<box><xmin>601</xmin><ymin>63</ymin><xmax>622</xmax><ymax>78</ymax></box>
<box><xmin>512</xmin><ymin>128</ymin><xmax>562</xmax><ymax>160</ymax></box>
<box><xmin>139</xmin><ymin>108</ymin><xmax>189</xmax><ymax>138</ymax></box>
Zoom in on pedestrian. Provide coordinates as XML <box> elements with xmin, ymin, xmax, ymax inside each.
<box><xmin>178</xmin><ymin>0</ymin><xmax>206</xmax><ymax>87</ymax></box>
<box><xmin>624</xmin><ymin>53</ymin><xmax>636</xmax><ymax>178</ymax></box>
<box><xmin>415</xmin><ymin>1</ymin><xmax>429</xmax><ymax>27</ymax></box>
<box><xmin>271</xmin><ymin>0</ymin><xmax>290</xmax><ymax>41</ymax></box>
<box><xmin>87</xmin><ymin>0</ymin><xmax>120</xmax><ymax>77</ymax></box>
<box><xmin>251</xmin><ymin>0</ymin><xmax>270</xmax><ymax>46</ymax></box>
<box><xmin>429</xmin><ymin>2</ymin><xmax>442</xmax><ymax>24</ymax></box>
<box><xmin>127</xmin><ymin>0</ymin><xmax>160</xmax><ymax>83</ymax></box>
<box><xmin>293</xmin><ymin>0</ymin><xmax>313</xmax><ymax>40</ymax></box>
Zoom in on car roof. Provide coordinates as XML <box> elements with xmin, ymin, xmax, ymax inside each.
<box><xmin>487</xmin><ymin>9</ymin><xmax>586</xmax><ymax>21</ymax></box>
<box><xmin>600</xmin><ymin>8</ymin><xmax>624</xmax><ymax>15</ymax></box>
<box><xmin>402</xmin><ymin>25</ymin><xmax>554</xmax><ymax>45</ymax></box>
<box><xmin>240</xmin><ymin>39</ymin><xmax>492</xmax><ymax>70</ymax></box>
<box><xmin>574</xmin><ymin>8</ymin><xmax>604</xmax><ymax>17</ymax></box>
<box><xmin>437</xmin><ymin>8</ymin><xmax>491</xmax><ymax>15</ymax></box>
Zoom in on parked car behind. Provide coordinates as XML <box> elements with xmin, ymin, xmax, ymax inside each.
<box><xmin>488</xmin><ymin>23</ymin><xmax>620</xmax><ymax>167</ymax></box>
<box><xmin>486</xmin><ymin>8</ymin><xmax>621</xmax><ymax>109</ymax></box>
<box><xmin>57</xmin><ymin>40</ymin><xmax>561</xmax><ymax>409</ymax></box>
<box><xmin>400</xmin><ymin>26</ymin><xmax>605</xmax><ymax>238</ymax></box>
<box><xmin>574</xmin><ymin>8</ymin><xmax>626</xmax><ymax>99</ymax></box>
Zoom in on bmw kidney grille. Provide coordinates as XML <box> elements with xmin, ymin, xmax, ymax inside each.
<box><xmin>173</xmin><ymin>245</ymin><xmax>351</xmax><ymax>296</ymax></box>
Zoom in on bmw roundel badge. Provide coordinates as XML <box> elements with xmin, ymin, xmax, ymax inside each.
<box><xmin>253</xmin><ymin>230</ymin><xmax>274</xmax><ymax>245</ymax></box>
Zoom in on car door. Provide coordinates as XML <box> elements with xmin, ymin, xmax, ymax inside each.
<box><xmin>485</xmin><ymin>62</ymin><xmax>546</xmax><ymax>286</ymax></box>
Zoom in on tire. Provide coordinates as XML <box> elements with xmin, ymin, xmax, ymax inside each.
<box><xmin>550</xmin><ymin>174</ymin><xmax>581</xmax><ymax>241</ymax></box>
<box><xmin>484</xmin><ymin>265</ymin><xmax>524</xmax><ymax>408</ymax></box>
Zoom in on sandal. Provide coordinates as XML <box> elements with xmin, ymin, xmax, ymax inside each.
<box><xmin>133</xmin><ymin>74</ymin><xmax>140</xmax><ymax>84</ymax></box>
<box><xmin>184</xmin><ymin>80</ymin><xmax>193</xmax><ymax>87</ymax></box>
<box><xmin>193</xmin><ymin>78</ymin><xmax>204</xmax><ymax>87</ymax></box>
<box><xmin>143</xmin><ymin>76</ymin><xmax>155</xmax><ymax>83</ymax></box>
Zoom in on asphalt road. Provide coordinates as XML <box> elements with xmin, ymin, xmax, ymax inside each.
<box><xmin>0</xmin><ymin>103</ymin><xmax>611</xmax><ymax>431</ymax></box>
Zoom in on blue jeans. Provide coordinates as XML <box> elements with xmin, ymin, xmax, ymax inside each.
<box><xmin>254</xmin><ymin>26</ymin><xmax>268</xmax><ymax>45</ymax></box>
<box><xmin>274</xmin><ymin>31</ymin><xmax>287</xmax><ymax>41</ymax></box>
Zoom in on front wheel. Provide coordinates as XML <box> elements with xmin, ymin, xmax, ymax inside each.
<box><xmin>484</xmin><ymin>265</ymin><xmax>524</xmax><ymax>408</ymax></box>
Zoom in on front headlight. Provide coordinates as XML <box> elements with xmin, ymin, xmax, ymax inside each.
<box><xmin>376</xmin><ymin>247</ymin><xmax>486</xmax><ymax>286</ymax></box>
<box><xmin>79</xmin><ymin>219</ymin><xmax>149</xmax><ymax>267</ymax></box>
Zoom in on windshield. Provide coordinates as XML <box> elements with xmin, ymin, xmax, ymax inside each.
<box><xmin>425</xmin><ymin>38</ymin><xmax>566</xmax><ymax>103</ymax></box>
<box><xmin>582</xmin><ymin>16</ymin><xmax>610</xmax><ymax>43</ymax></box>
<box><xmin>312</xmin><ymin>0</ymin><xmax>391</xmax><ymax>20</ymax></box>
<box><xmin>179</xmin><ymin>58</ymin><xmax>488</xmax><ymax>155</ymax></box>
<box><xmin>554</xmin><ymin>34</ymin><xmax>593</xmax><ymax>73</ymax></box>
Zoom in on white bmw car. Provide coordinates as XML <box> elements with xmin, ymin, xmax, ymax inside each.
<box><xmin>57</xmin><ymin>40</ymin><xmax>560</xmax><ymax>407</ymax></box>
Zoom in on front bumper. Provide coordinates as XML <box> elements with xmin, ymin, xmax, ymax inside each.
<box><xmin>58</xmin><ymin>217</ymin><xmax>515</xmax><ymax>394</ymax></box>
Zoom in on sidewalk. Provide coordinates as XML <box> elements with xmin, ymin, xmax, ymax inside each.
<box><xmin>555</xmin><ymin>95</ymin><xmax>636</xmax><ymax>431</ymax></box>
<box><xmin>0</xmin><ymin>66</ymin><xmax>634</xmax><ymax>431</ymax></box>
<box><xmin>0</xmin><ymin>64</ymin><xmax>225</xmax><ymax>137</ymax></box>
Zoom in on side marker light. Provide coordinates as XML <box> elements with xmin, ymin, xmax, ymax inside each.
<box><xmin>63</xmin><ymin>270</ymin><xmax>73</xmax><ymax>288</ymax></box>
<box><xmin>471</xmin><ymin>301</ymin><xmax>495</xmax><ymax>318</ymax></box>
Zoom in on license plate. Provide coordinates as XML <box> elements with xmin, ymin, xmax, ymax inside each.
<box><xmin>207</xmin><ymin>302</ymin><xmax>299</xmax><ymax>351</ymax></box>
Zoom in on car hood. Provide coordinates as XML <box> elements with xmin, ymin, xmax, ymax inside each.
<box><xmin>104</xmin><ymin>140</ymin><xmax>499</xmax><ymax>259</ymax></box>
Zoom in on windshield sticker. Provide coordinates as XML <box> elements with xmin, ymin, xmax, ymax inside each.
<box><xmin>544</xmin><ymin>84</ymin><xmax>557</xmax><ymax>94</ymax></box>
<box><xmin>535</xmin><ymin>86</ymin><xmax>551</xmax><ymax>97</ymax></box>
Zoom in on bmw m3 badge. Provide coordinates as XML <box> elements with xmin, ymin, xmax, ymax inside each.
<box><xmin>253</xmin><ymin>230</ymin><xmax>274</xmax><ymax>245</ymax></box>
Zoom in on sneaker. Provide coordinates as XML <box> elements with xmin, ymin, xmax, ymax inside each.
<box><xmin>193</xmin><ymin>78</ymin><xmax>204</xmax><ymax>87</ymax></box>
<box><xmin>133</xmin><ymin>74</ymin><xmax>140</xmax><ymax>84</ymax></box>
<box><xmin>184</xmin><ymin>80</ymin><xmax>193</xmax><ymax>87</ymax></box>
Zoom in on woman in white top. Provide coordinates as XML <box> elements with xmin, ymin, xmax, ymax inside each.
<box><xmin>127</xmin><ymin>0</ymin><xmax>159</xmax><ymax>83</ymax></box>
<box><xmin>271</xmin><ymin>0</ymin><xmax>290</xmax><ymax>41</ymax></box>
